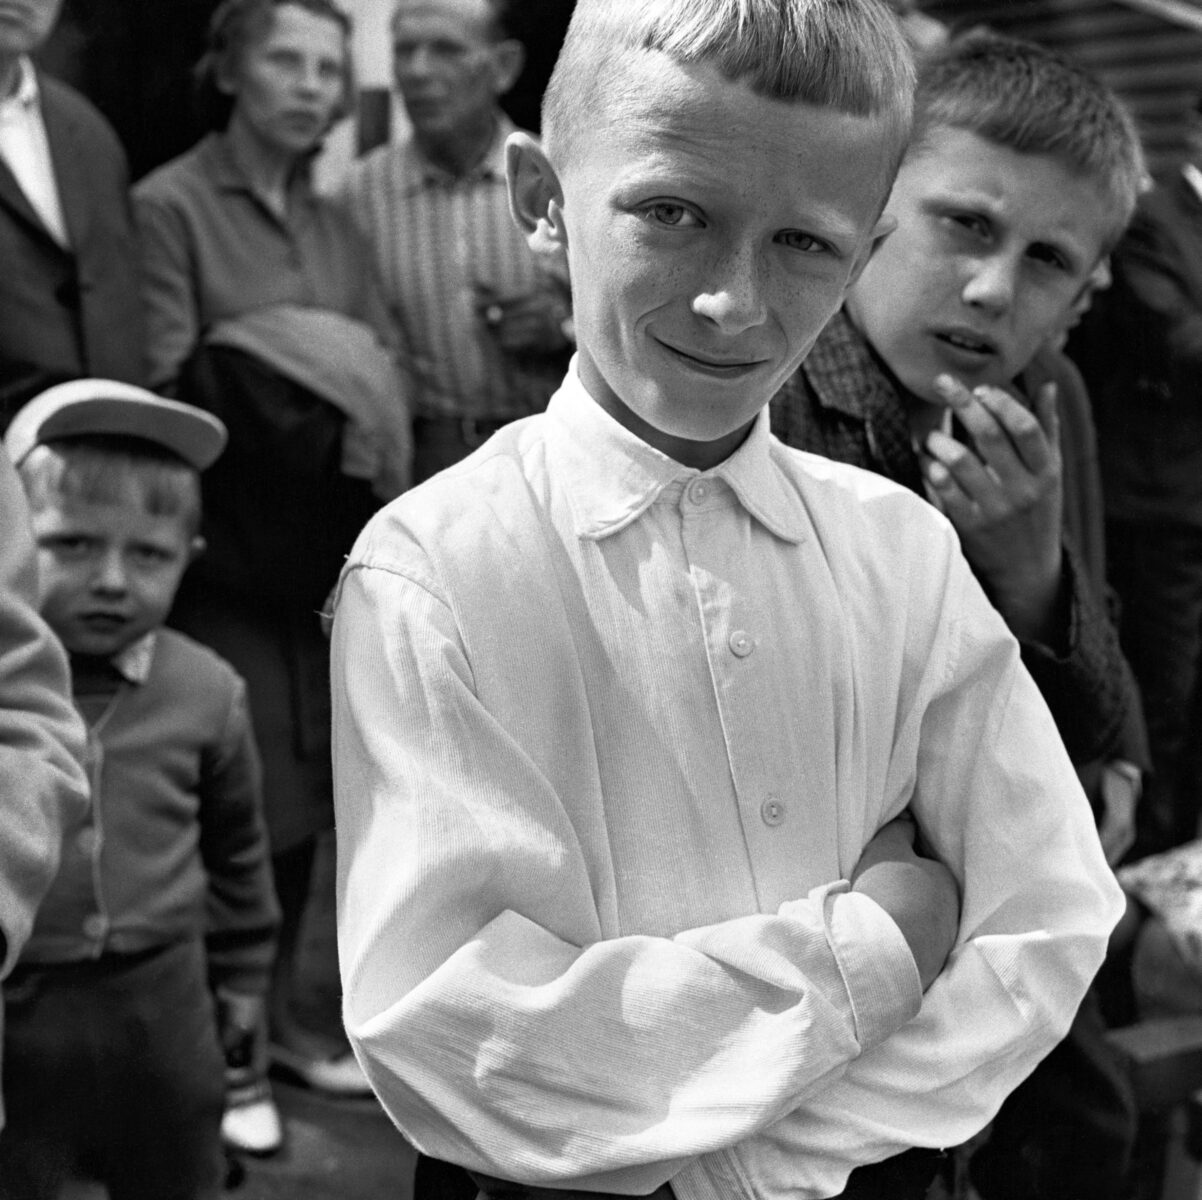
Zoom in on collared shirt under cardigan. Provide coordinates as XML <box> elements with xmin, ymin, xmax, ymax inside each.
<box><xmin>337</xmin><ymin>117</ymin><xmax>563</xmax><ymax>422</ymax></box>
<box><xmin>330</xmin><ymin>363</ymin><xmax>1122</xmax><ymax>1200</ymax></box>
<box><xmin>770</xmin><ymin>309</ymin><xmax>1131</xmax><ymax>768</ymax></box>
<box><xmin>133</xmin><ymin>131</ymin><xmax>393</xmax><ymax>393</ymax></box>
<box><xmin>19</xmin><ymin>628</ymin><xmax>278</xmax><ymax>997</ymax></box>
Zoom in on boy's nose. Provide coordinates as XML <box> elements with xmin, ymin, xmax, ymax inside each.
<box><xmin>295</xmin><ymin>61</ymin><xmax>323</xmax><ymax>94</ymax></box>
<box><xmin>91</xmin><ymin>552</ymin><xmax>128</xmax><ymax>594</ymax></box>
<box><xmin>962</xmin><ymin>254</ymin><xmax>1018</xmax><ymax>315</ymax></box>
<box><xmin>692</xmin><ymin>249</ymin><xmax>768</xmax><ymax>335</ymax></box>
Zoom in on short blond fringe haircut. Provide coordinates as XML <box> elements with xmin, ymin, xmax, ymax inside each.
<box><xmin>19</xmin><ymin>438</ymin><xmax>203</xmax><ymax>540</ymax></box>
<box><xmin>542</xmin><ymin>0</ymin><xmax>916</xmax><ymax>181</ymax></box>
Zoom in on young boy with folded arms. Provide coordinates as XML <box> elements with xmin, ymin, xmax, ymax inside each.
<box><xmin>769</xmin><ymin>33</ymin><xmax>1149</xmax><ymax>1200</ymax></box>
<box><xmin>0</xmin><ymin>381</ymin><xmax>278</xmax><ymax>1200</ymax></box>
<box><xmin>329</xmin><ymin>3</ymin><xmax>1123</xmax><ymax>1199</ymax></box>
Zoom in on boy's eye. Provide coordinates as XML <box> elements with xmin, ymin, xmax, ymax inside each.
<box><xmin>639</xmin><ymin>202</ymin><xmax>700</xmax><ymax>229</ymax></box>
<box><xmin>946</xmin><ymin>213</ymin><xmax>990</xmax><ymax>240</ymax></box>
<box><xmin>42</xmin><ymin>535</ymin><xmax>92</xmax><ymax>559</ymax></box>
<box><xmin>777</xmin><ymin>230</ymin><xmax>829</xmax><ymax>255</ymax></box>
<box><xmin>1027</xmin><ymin>243</ymin><xmax>1069</xmax><ymax>272</ymax></box>
<box><xmin>129</xmin><ymin>546</ymin><xmax>173</xmax><ymax>568</ymax></box>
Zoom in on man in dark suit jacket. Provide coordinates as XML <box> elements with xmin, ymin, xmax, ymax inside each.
<box><xmin>1069</xmin><ymin>96</ymin><xmax>1202</xmax><ymax>863</ymax></box>
<box><xmin>0</xmin><ymin>0</ymin><xmax>144</xmax><ymax>427</ymax></box>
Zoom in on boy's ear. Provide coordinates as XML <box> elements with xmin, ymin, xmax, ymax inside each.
<box><xmin>507</xmin><ymin>132</ymin><xmax>567</xmax><ymax>255</ymax></box>
<box><xmin>189</xmin><ymin>535</ymin><xmax>206</xmax><ymax>563</ymax></box>
<box><xmin>847</xmin><ymin>213</ymin><xmax>897</xmax><ymax>289</ymax></box>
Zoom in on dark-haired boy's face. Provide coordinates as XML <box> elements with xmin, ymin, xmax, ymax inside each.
<box><xmin>846</xmin><ymin>125</ymin><xmax>1114</xmax><ymax>404</ymax></box>
<box><xmin>32</xmin><ymin>484</ymin><xmax>197</xmax><ymax>658</ymax></box>
<box><xmin>550</xmin><ymin>54</ymin><xmax>894</xmax><ymax>467</ymax></box>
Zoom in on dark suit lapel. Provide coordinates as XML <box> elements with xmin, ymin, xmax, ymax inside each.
<box><xmin>38</xmin><ymin>72</ymin><xmax>91</xmax><ymax>246</ymax></box>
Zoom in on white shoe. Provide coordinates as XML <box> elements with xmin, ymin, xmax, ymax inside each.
<box><xmin>222</xmin><ymin>1080</ymin><xmax>284</xmax><ymax>1156</ymax></box>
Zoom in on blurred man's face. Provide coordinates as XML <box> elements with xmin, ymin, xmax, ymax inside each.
<box><xmin>0</xmin><ymin>0</ymin><xmax>65</xmax><ymax>69</ymax></box>
<box><xmin>391</xmin><ymin>0</ymin><xmax>515</xmax><ymax>146</ymax></box>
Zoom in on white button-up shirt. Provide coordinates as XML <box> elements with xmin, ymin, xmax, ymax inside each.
<box><xmin>331</xmin><ymin>365</ymin><xmax>1122</xmax><ymax>1200</ymax></box>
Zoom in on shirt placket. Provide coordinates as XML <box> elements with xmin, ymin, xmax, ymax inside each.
<box><xmin>78</xmin><ymin>690</ymin><xmax>123</xmax><ymax>955</ymax></box>
<box><xmin>679</xmin><ymin>477</ymin><xmax>795</xmax><ymax>911</ymax></box>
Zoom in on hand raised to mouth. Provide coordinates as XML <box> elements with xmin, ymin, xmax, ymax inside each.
<box><xmin>919</xmin><ymin>373</ymin><xmax>1065</xmax><ymax>645</ymax></box>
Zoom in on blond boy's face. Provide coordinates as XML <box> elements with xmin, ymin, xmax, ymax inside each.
<box><xmin>31</xmin><ymin>481</ymin><xmax>196</xmax><ymax>658</ymax></box>
<box><xmin>845</xmin><ymin>125</ymin><xmax>1115</xmax><ymax>405</ymax></box>
<box><xmin>544</xmin><ymin>54</ymin><xmax>896</xmax><ymax>466</ymax></box>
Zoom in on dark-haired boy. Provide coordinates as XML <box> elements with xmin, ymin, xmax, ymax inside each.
<box><xmin>330</xmin><ymin>4</ymin><xmax>1123</xmax><ymax>1199</ymax></box>
<box><xmin>0</xmin><ymin>381</ymin><xmax>278</xmax><ymax>1200</ymax></box>
<box><xmin>770</xmin><ymin>31</ymin><xmax>1148</xmax><ymax>1200</ymax></box>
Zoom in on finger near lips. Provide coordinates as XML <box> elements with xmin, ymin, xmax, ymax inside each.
<box><xmin>925</xmin><ymin>431</ymin><xmax>1006</xmax><ymax>503</ymax></box>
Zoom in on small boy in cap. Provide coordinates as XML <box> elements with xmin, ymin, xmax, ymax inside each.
<box><xmin>0</xmin><ymin>380</ymin><xmax>279</xmax><ymax>1200</ymax></box>
<box><xmin>330</xmin><ymin>2</ymin><xmax>1123</xmax><ymax>1198</ymax></box>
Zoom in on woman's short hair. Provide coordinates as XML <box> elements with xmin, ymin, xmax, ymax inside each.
<box><xmin>193</xmin><ymin>0</ymin><xmax>353</xmax><ymax>133</ymax></box>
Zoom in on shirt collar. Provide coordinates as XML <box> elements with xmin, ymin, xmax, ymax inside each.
<box><xmin>546</xmin><ymin>360</ymin><xmax>807</xmax><ymax>544</ymax></box>
<box><xmin>110</xmin><ymin>632</ymin><xmax>157</xmax><ymax>686</ymax></box>
<box><xmin>205</xmin><ymin>131</ymin><xmax>315</xmax><ymax>203</ymax></box>
<box><xmin>407</xmin><ymin>113</ymin><xmax>515</xmax><ymax>189</ymax></box>
<box><xmin>0</xmin><ymin>57</ymin><xmax>38</xmax><ymax>112</ymax></box>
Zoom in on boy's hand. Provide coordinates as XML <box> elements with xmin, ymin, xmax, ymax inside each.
<box><xmin>921</xmin><ymin>375</ymin><xmax>1064</xmax><ymax>644</ymax></box>
<box><xmin>851</xmin><ymin>814</ymin><xmax>961</xmax><ymax>991</ymax></box>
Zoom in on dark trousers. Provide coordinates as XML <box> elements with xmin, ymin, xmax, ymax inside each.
<box><xmin>969</xmin><ymin>986</ymin><xmax>1136</xmax><ymax>1200</ymax></box>
<box><xmin>1107</xmin><ymin>517</ymin><xmax>1202</xmax><ymax>859</ymax></box>
<box><xmin>0</xmin><ymin>937</ymin><xmax>225</xmax><ymax>1200</ymax></box>
<box><xmin>416</xmin><ymin>1146</ymin><xmax>945</xmax><ymax>1200</ymax></box>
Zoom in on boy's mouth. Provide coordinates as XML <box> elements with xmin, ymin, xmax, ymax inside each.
<box><xmin>656</xmin><ymin>339</ymin><xmax>765</xmax><ymax>375</ymax></box>
<box><xmin>932</xmin><ymin>327</ymin><xmax>999</xmax><ymax>360</ymax></box>
<box><xmin>78</xmin><ymin>612</ymin><xmax>130</xmax><ymax>634</ymax></box>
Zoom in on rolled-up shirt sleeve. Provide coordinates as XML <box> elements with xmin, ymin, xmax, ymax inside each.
<box><xmin>0</xmin><ymin>455</ymin><xmax>87</xmax><ymax>978</ymax></box>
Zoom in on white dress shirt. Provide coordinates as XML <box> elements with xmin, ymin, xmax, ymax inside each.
<box><xmin>0</xmin><ymin>57</ymin><xmax>69</xmax><ymax>247</ymax></box>
<box><xmin>331</xmin><ymin>364</ymin><xmax>1123</xmax><ymax>1200</ymax></box>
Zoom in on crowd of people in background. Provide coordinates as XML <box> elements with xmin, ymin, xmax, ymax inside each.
<box><xmin>2</xmin><ymin>0</ymin><xmax>1202</xmax><ymax>1198</ymax></box>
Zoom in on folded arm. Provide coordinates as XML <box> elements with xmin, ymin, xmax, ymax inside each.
<box><xmin>672</xmin><ymin>553</ymin><xmax>1125</xmax><ymax>1200</ymax></box>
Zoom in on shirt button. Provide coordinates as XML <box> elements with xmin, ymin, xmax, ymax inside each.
<box><xmin>82</xmin><ymin>914</ymin><xmax>108</xmax><ymax>940</ymax></box>
<box><xmin>729</xmin><ymin>630</ymin><xmax>755</xmax><ymax>657</ymax></box>
<box><xmin>761</xmin><ymin>796</ymin><xmax>786</xmax><ymax>827</ymax></box>
<box><xmin>688</xmin><ymin>479</ymin><xmax>709</xmax><ymax>505</ymax></box>
<box><xmin>75</xmin><ymin>827</ymin><xmax>99</xmax><ymax>856</ymax></box>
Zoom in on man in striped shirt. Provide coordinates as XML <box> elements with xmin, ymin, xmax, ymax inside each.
<box><xmin>339</xmin><ymin>0</ymin><xmax>572</xmax><ymax>484</ymax></box>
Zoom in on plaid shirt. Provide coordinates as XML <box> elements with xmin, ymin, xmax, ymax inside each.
<box><xmin>771</xmin><ymin>309</ymin><xmax>1130</xmax><ymax>767</ymax></box>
